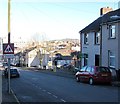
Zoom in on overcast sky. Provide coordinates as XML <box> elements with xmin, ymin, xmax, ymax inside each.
<box><xmin>0</xmin><ymin>0</ymin><xmax>119</xmax><ymax>42</ymax></box>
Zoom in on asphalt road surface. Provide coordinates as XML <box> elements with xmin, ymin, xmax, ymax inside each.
<box><xmin>10</xmin><ymin>68</ymin><xmax>119</xmax><ymax>103</ymax></box>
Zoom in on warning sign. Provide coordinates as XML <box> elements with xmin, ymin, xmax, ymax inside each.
<box><xmin>3</xmin><ymin>43</ymin><xmax>14</xmax><ymax>54</ymax></box>
<box><xmin>4</xmin><ymin>45</ymin><xmax>13</xmax><ymax>53</ymax></box>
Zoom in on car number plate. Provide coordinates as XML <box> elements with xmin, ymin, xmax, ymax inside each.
<box><xmin>101</xmin><ymin>74</ymin><xmax>108</xmax><ymax>77</ymax></box>
<box><xmin>12</xmin><ymin>74</ymin><xmax>16</xmax><ymax>76</ymax></box>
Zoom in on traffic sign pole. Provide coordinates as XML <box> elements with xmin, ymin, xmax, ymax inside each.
<box><xmin>8</xmin><ymin>0</ymin><xmax>11</xmax><ymax>94</ymax></box>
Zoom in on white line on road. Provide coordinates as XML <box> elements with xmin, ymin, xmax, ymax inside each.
<box><xmin>47</xmin><ymin>92</ymin><xmax>51</xmax><ymax>95</ymax></box>
<box><xmin>11</xmin><ymin>89</ymin><xmax>20</xmax><ymax>104</ymax></box>
<box><xmin>35</xmin><ymin>70</ymin><xmax>39</xmax><ymax>72</ymax></box>
<box><xmin>31</xmin><ymin>83</ymin><xmax>66</xmax><ymax>102</ymax></box>
<box><xmin>60</xmin><ymin>99</ymin><xmax>66</xmax><ymax>102</ymax></box>
<box><xmin>53</xmin><ymin>95</ymin><xmax>58</xmax><ymax>98</ymax></box>
<box><xmin>42</xmin><ymin>89</ymin><xmax>46</xmax><ymax>92</ymax></box>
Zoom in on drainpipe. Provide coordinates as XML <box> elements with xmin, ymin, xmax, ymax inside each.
<box><xmin>79</xmin><ymin>31</ymin><xmax>82</xmax><ymax>68</ymax></box>
<box><xmin>100</xmin><ymin>25</ymin><xmax>102</xmax><ymax>66</ymax></box>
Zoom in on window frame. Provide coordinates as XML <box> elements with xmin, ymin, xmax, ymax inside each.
<box><xmin>94</xmin><ymin>32</ymin><xmax>100</xmax><ymax>45</ymax></box>
<box><xmin>109</xmin><ymin>24</ymin><xmax>116</xmax><ymax>39</ymax></box>
<box><xmin>84</xmin><ymin>33</ymin><xmax>89</xmax><ymax>44</ymax></box>
<box><xmin>108</xmin><ymin>50</ymin><xmax>115</xmax><ymax>68</ymax></box>
<box><xmin>84</xmin><ymin>54</ymin><xmax>88</xmax><ymax>66</ymax></box>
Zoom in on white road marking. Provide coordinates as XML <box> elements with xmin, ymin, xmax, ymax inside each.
<box><xmin>47</xmin><ymin>92</ymin><xmax>51</xmax><ymax>95</ymax></box>
<box><xmin>53</xmin><ymin>95</ymin><xmax>58</xmax><ymax>98</ymax></box>
<box><xmin>31</xmin><ymin>83</ymin><xmax>66</xmax><ymax>102</ymax></box>
<box><xmin>11</xmin><ymin>89</ymin><xmax>20</xmax><ymax>104</ymax></box>
<box><xmin>61</xmin><ymin>99</ymin><xmax>66</xmax><ymax>102</ymax></box>
<box><xmin>35</xmin><ymin>70</ymin><xmax>39</xmax><ymax>72</ymax></box>
<box><xmin>43</xmin><ymin>89</ymin><xmax>46</xmax><ymax>92</ymax></box>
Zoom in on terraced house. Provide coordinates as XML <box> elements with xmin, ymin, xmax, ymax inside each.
<box><xmin>79</xmin><ymin>7</ymin><xmax>120</xmax><ymax>78</ymax></box>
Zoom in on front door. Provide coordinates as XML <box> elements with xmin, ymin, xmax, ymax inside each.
<box><xmin>95</xmin><ymin>55</ymin><xmax>99</xmax><ymax>66</ymax></box>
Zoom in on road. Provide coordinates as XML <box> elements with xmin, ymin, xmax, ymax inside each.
<box><xmin>9</xmin><ymin>68</ymin><xmax>119</xmax><ymax>103</ymax></box>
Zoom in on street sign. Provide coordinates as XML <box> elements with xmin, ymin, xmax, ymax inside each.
<box><xmin>3</xmin><ymin>43</ymin><xmax>14</xmax><ymax>54</ymax></box>
<box><xmin>4</xmin><ymin>54</ymin><xmax>14</xmax><ymax>59</ymax></box>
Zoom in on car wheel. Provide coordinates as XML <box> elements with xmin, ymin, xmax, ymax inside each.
<box><xmin>89</xmin><ymin>78</ymin><xmax>94</xmax><ymax>85</ymax></box>
<box><xmin>76</xmin><ymin>76</ymin><xmax>80</xmax><ymax>82</ymax></box>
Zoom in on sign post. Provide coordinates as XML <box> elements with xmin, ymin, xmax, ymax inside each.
<box><xmin>3</xmin><ymin>42</ymin><xmax>14</xmax><ymax>94</ymax></box>
<box><xmin>7</xmin><ymin>0</ymin><xmax>11</xmax><ymax>94</ymax></box>
<box><xmin>2</xmin><ymin>0</ymin><xmax>14</xmax><ymax>94</ymax></box>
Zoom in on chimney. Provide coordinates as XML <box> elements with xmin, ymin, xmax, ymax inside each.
<box><xmin>100</xmin><ymin>7</ymin><xmax>113</xmax><ymax>16</ymax></box>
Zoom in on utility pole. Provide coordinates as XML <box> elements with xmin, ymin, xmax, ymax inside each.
<box><xmin>8</xmin><ymin>0</ymin><xmax>11</xmax><ymax>94</ymax></box>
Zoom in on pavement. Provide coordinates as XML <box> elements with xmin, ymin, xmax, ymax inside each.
<box><xmin>0</xmin><ymin>68</ymin><xmax>19</xmax><ymax>104</ymax></box>
<box><xmin>1</xmin><ymin>67</ymin><xmax>120</xmax><ymax>103</ymax></box>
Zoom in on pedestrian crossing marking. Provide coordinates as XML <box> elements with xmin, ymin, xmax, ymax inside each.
<box><xmin>4</xmin><ymin>44</ymin><xmax>13</xmax><ymax>53</ymax></box>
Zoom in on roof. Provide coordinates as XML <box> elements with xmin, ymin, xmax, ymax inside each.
<box><xmin>79</xmin><ymin>8</ymin><xmax>120</xmax><ymax>33</ymax></box>
<box><xmin>14</xmin><ymin>46</ymin><xmax>37</xmax><ymax>56</ymax></box>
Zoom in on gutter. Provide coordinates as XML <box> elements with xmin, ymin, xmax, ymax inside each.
<box><xmin>100</xmin><ymin>19</ymin><xmax>120</xmax><ymax>25</ymax></box>
<box><xmin>99</xmin><ymin>25</ymin><xmax>102</xmax><ymax>66</ymax></box>
<box><xmin>79</xmin><ymin>31</ymin><xmax>82</xmax><ymax>68</ymax></box>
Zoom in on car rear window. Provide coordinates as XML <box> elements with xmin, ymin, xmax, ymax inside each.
<box><xmin>96</xmin><ymin>67</ymin><xmax>110</xmax><ymax>72</ymax></box>
<box><xmin>10</xmin><ymin>69</ymin><xmax>18</xmax><ymax>72</ymax></box>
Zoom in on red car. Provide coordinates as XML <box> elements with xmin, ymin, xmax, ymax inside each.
<box><xmin>75</xmin><ymin>66</ymin><xmax>112</xmax><ymax>85</ymax></box>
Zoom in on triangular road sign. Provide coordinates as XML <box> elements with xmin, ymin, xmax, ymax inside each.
<box><xmin>3</xmin><ymin>43</ymin><xmax>14</xmax><ymax>54</ymax></box>
<box><xmin>5</xmin><ymin>44</ymin><xmax>13</xmax><ymax>53</ymax></box>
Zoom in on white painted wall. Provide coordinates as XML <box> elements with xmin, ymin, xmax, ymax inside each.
<box><xmin>28</xmin><ymin>49</ymin><xmax>40</xmax><ymax>67</ymax></box>
<box><xmin>102</xmin><ymin>23</ymin><xmax>119</xmax><ymax>70</ymax></box>
<box><xmin>81</xmin><ymin>32</ymin><xmax>100</xmax><ymax>67</ymax></box>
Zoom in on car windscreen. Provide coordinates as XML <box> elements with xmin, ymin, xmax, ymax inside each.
<box><xmin>80</xmin><ymin>66</ymin><xmax>87</xmax><ymax>72</ymax></box>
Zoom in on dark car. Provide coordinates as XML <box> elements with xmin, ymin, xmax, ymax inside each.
<box><xmin>61</xmin><ymin>64</ymin><xmax>69</xmax><ymax>69</ymax></box>
<box><xmin>4</xmin><ymin>68</ymin><xmax>20</xmax><ymax>78</ymax></box>
<box><xmin>3</xmin><ymin>62</ymin><xmax>8</xmax><ymax>69</ymax></box>
<box><xmin>75</xmin><ymin>66</ymin><xmax>112</xmax><ymax>85</ymax></box>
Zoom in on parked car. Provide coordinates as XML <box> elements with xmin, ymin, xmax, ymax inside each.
<box><xmin>75</xmin><ymin>66</ymin><xmax>112</xmax><ymax>85</ymax></box>
<box><xmin>61</xmin><ymin>64</ymin><xmax>73</xmax><ymax>70</ymax></box>
<box><xmin>61</xmin><ymin>64</ymin><xmax>69</xmax><ymax>69</ymax></box>
<box><xmin>73</xmin><ymin>67</ymin><xmax>81</xmax><ymax>73</ymax></box>
<box><xmin>3</xmin><ymin>62</ymin><xmax>8</xmax><ymax>69</ymax></box>
<box><xmin>4</xmin><ymin>68</ymin><xmax>20</xmax><ymax>78</ymax></box>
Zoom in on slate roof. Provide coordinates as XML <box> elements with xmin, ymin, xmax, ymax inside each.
<box><xmin>79</xmin><ymin>8</ymin><xmax>120</xmax><ymax>33</ymax></box>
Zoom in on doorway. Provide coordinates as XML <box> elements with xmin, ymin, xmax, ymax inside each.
<box><xmin>95</xmin><ymin>55</ymin><xmax>99</xmax><ymax>66</ymax></box>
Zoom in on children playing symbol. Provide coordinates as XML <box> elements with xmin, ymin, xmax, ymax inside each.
<box><xmin>4</xmin><ymin>45</ymin><xmax>13</xmax><ymax>53</ymax></box>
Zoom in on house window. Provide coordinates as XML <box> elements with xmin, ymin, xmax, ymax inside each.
<box><xmin>108</xmin><ymin>50</ymin><xmax>115</xmax><ymax>68</ymax></box>
<box><xmin>84</xmin><ymin>54</ymin><xmax>88</xmax><ymax>66</ymax></box>
<box><xmin>84</xmin><ymin>33</ymin><xmax>88</xmax><ymax>44</ymax></box>
<box><xmin>95</xmin><ymin>32</ymin><xmax>100</xmax><ymax>44</ymax></box>
<box><xmin>109</xmin><ymin>25</ymin><xmax>116</xmax><ymax>39</ymax></box>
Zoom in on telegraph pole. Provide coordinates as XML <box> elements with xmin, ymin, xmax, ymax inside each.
<box><xmin>8</xmin><ymin>0</ymin><xmax>11</xmax><ymax>94</ymax></box>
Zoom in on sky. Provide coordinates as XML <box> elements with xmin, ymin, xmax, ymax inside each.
<box><xmin>0</xmin><ymin>0</ymin><xmax>120</xmax><ymax>42</ymax></box>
